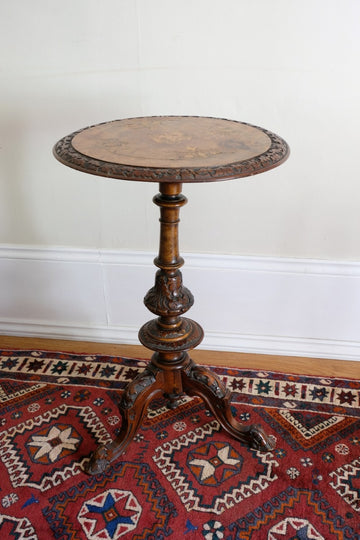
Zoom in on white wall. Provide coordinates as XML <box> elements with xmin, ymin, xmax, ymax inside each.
<box><xmin>1</xmin><ymin>0</ymin><xmax>359</xmax><ymax>260</ymax></box>
<box><xmin>1</xmin><ymin>1</ymin><xmax>360</xmax><ymax>360</ymax></box>
<box><xmin>2</xmin><ymin>246</ymin><xmax>360</xmax><ymax>361</ymax></box>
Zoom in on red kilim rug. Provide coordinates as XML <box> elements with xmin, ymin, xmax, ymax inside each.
<box><xmin>0</xmin><ymin>349</ymin><xmax>359</xmax><ymax>539</ymax></box>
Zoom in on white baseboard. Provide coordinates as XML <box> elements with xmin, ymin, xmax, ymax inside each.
<box><xmin>0</xmin><ymin>245</ymin><xmax>360</xmax><ymax>362</ymax></box>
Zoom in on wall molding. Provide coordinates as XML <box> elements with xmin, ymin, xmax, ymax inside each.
<box><xmin>0</xmin><ymin>245</ymin><xmax>359</xmax><ymax>362</ymax></box>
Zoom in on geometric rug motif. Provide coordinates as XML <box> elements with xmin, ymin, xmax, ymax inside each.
<box><xmin>153</xmin><ymin>419</ymin><xmax>279</xmax><ymax>515</ymax></box>
<box><xmin>259</xmin><ymin>407</ymin><xmax>360</xmax><ymax>453</ymax></box>
<box><xmin>0</xmin><ymin>379</ymin><xmax>47</xmax><ymax>404</ymax></box>
<box><xmin>1</xmin><ymin>350</ymin><xmax>359</xmax><ymax>416</ymax></box>
<box><xmin>329</xmin><ymin>456</ymin><xmax>360</xmax><ymax>514</ymax></box>
<box><xmin>0</xmin><ymin>350</ymin><xmax>149</xmax><ymax>392</ymax></box>
<box><xmin>0</xmin><ymin>349</ymin><xmax>359</xmax><ymax>539</ymax></box>
<box><xmin>187</xmin><ymin>440</ymin><xmax>244</xmax><ymax>486</ymax></box>
<box><xmin>228</xmin><ymin>486</ymin><xmax>356</xmax><ymax>539</ymax></box>
<box><xmin>78</xmin><ymin>488</ymin><xmax>142</xmax><ymax>538</ymax></box>
<box><xmin>78</xmin><ymin>488</ymin><xmax>143</xmax><ymax>538</ymax></box>
<box><xmin>42</xmin><ymin>461</ymin><xmax>177</xmax><ymax>539</ymax></box>
<box><xmin>0</xmin><ymin>378</ymin><xmax>58</xmax><ymax>412</ymax></box>
<box><xmin>0</xmin><ymin>404</ymin><xmax>111</xmax><ymax>491</ymax></box>
<box><xmin>0</xmin><ymin>515</ymin><xmax>37</xmax><ymax>538</ymax></box>
<box><xmin>227</xmin><ymin>371</ymin><xmax>360</xmax><ymax>414</ymax></box>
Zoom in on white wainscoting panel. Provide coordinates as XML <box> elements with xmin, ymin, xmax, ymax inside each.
<box><xmin>0</xmin><ymin>245</ymin><xmax>360</xmax><ymax>362</ymax></box>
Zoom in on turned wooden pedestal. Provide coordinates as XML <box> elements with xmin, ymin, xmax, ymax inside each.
<box><xmin>54</xmin><ymin>116</ymin><xmax>289</xmax><ymax>474</ymax></box>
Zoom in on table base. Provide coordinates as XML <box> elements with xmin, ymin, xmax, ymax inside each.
<box><xmin>84</xmin><ymin>183</ymin><xmax>275</xmax><ymax>475</ymax></box>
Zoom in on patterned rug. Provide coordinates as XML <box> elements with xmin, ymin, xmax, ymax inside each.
<box><xmin>0</xmin><ymin>349</ymin><xmax>359</xmax><ymax>539</ymax></box>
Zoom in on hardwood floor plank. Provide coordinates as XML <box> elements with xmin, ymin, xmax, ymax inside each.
<box><xmin>0</xmin><ymin>335</ymin><xmax>359</xmax><ymax>379</ymax></box>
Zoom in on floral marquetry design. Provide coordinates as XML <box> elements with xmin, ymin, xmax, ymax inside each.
<box><xmin>53</xmin><ymin>116</ymin><xmax>289</xmax><ymax>183</ymax></box>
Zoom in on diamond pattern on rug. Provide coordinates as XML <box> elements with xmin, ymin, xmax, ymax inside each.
<box><xmin>259</xmin><ymin>407</ymin><xmax>360</xmax><ymax>452</ymax></box>
<box><xmin>42</xmin><ymin>461</ymin><xmax>176</xmax><ymax>539</ymax></box>
<box><xmin>228</xmin><ymin>487</ymin><xmax>356</xmax><ymax>539</ymax></box>
<box><xmin>0</xmin><ymin>404</ymin><xmax>111</xmax><ymax>491</ymax></box>
<box><xmin>187</xmin><ymin>440</ymin><xmax>243</xmax><ymax>486</ymax></box>
<box><xmin>153</xmin><ymin>419</ymin><xmax>278</xmax><ymax>514</ymax></box>
<box><xmin>78</xmin><ymin>489</ymin><xmax>142</xmax><ymax>538</ymax></box>
<box><xmin>26</xmin><ymin>423</ymin><xmax>82</xmax><ymax>465</ymax></box>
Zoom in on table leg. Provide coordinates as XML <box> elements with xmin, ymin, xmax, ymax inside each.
<box><xmin>84</xmin><ymin>364</ymin><xmax>163</xmax><ymax>475</ymax></box>
<box><xmin>183</xmin><ymin>360</ymin><xmax>275</xmax><ymax>451</ymax></box>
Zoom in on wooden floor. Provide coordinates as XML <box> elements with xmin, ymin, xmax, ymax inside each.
<box><xmin>0</xmin><ymin>335</ymin><xmax>359</xmax><ymax>379</ymax></box>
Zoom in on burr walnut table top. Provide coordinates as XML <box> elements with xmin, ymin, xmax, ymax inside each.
<box><xmin>53</xmin><ymin>116</ymin><xmax>289</xmax><ymax>183</ymax></box>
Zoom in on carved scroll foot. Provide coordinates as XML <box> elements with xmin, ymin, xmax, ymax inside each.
<box><xmin>84</xmin><ymin>365</ymin><xmax>163</xmax><ymax>475</ymax></box>
<box><xmin>183</xmin><ymin>362</ymin><xmax>275</xmax><ymax>453</ymax></box>
<box><xmin>84</xmin><ymin>443</ymin><xmax>113</xmax><ymax>476</ymax></box>
<box><xmin>240</xmin><ymin>423</ymin><xmax>276</xmax><ymax>452</ymax></box>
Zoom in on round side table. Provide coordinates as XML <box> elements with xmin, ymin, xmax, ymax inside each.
<box><xmin>54</xmin><ymin>116</ymin><xmax>289</xmax><ymax>475</ymax></box>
